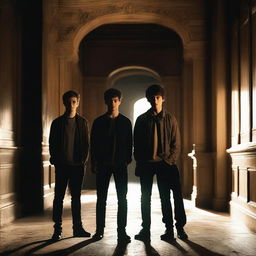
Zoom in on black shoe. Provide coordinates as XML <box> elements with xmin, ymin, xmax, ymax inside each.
<box><xmin>160</xmin><ymin>229</ymin><xmax>175</xmax><ymax>241</ymax></box>
<box><xmin>134</xmin><ymin>229</ymin><xmax>150</xmax><ymax>242</ymax></box>
<box><xmin>177</xmin><ymin>228</ymin><xmax>188</xmax><ymax>240</ymax></box>
<box><xmin>73</xmin><ymin>227</ymin><xmax>91</xmax><ymax>237</ymax></box>
<box><xmin>118</xmin><ymin>233</ymin><xmax>131</xmax><ymax>244</ymax></box>
<box><xmin>51</xmin><ymin>230</ymin><xmax>62</xmax><ymax>241</ymax></box>
<box><xmin>92</xmin><ymin>232</ymin><xmax>104</xmax><ymax>240</ymax></box>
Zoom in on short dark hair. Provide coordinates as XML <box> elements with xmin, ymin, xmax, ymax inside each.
<box><xmin>146</xmin><ymin>84</ymin><xmax>165</xmax><ymax>101</ymax></box>
<box><xmin>104</xmin><ymin>88</ymin><xmax>122</xmax><ymax>103</ymax></box>
<box><xmin>62</xmin><ymin>90</ymin><xmax>80</xmax><ymax>104</ymax></box>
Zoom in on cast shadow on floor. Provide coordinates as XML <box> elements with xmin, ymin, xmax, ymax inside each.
<box><xmin>162</xmin><ymin>238</ymin><xmax>225</xmax><ymax>256</ymax></box>
<box><xmin>0</xmin><ymin>237</ymin><xmax>96</xmax><ymax>256</ymax></box>
<box><xmin>1</xmin><ymin>238</ymin><xmax>227</xmax><ymax>256</ymax></box>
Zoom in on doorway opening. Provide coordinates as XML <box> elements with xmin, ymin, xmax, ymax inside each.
<box><xmin>133</xmin><ymin>98</ymin><xmax>151</xmax><ymax>126</ymax></box>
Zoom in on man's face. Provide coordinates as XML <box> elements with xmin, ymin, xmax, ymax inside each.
<box><xmin>106</xmin><ymin>97</ymin><xmax>121</xmax><ymax>112</ymax></box>
<box><xmin>64</xmin><ymin>96</ymin><xmax>79</xmax><ymax>113</ymax></box>
<box><xmin>149</xmin><ymin>95</ymin><xmax>165</xmax><ymax>110</ymax></box>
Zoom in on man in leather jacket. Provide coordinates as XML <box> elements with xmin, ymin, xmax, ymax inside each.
<box><xmin>134</xmin><ymin>84</ymin><xmax>188</xmax><ymax>242</ymax></box>
<box><xmin>49</xmin><ymin>90</ymin><xmax>90</xmax><ymax>241</ymax></box>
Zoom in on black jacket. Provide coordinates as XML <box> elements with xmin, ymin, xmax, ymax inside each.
<box><xmin>134</xmin><ymin>109</ymin><xmax>180</xmax><ymax>165</ymax></box>
<box><xmin>90</xmin><ymin>113</ymin><xmax>132</xmax><ymax>166</ymax></box>
<box><xmin>49</xmin><ymin>114</ymin><xmax>89</xmax><ymax>166</ymax></box>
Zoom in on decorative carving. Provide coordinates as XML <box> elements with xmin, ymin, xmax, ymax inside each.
<box><xmin>58</xmin><ymin>26</ymin><xmax>76</xmax><ymax>42</ymax></box>
<box><xmin>78</xmin><ymin>10</ymin><xmax>90</xmax><ymax>24</ymax></box>
<box><xmin>50</xmin><ymin>0</ymin><xmax>206</xmax><ymax>51</ymax></box>
<box><xmin>121</xmin><ymin>3</ymin><xmax>136</xmax><ymax>14</ymax></box>
<box><xmin>106</xmin><ymin>5</ymin><xmax>119</xmax><ymax>14</ymax></box>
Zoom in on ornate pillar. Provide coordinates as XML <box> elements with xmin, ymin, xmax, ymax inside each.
<box><xmin>181</xmin><ymin>54</ymin><xmax>193</xmax><ymax>197</ymax></box>
<box><xmin>184</xmin><ymin>42</ymin><xmax>214</xmax><ymax>208</ymax></box>
<box><xmin>211</xmin><ymin>0</ymin><xmax>229</xmax><ymax>211</ymax></box>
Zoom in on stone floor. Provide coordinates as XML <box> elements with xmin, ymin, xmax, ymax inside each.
<box><xmin>0</xmin><ymin>182</ymin><xmax>256</xmax><ymax>256</ymax></box>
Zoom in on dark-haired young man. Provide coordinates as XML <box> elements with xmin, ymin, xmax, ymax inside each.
<box><xmin>49</xmin><ymin>90</ymin><xmax>90</xmax><ymax>241</ymax></box>
<box><xmin>91</xmin><ymin>88</ymin><xmax>132</xmax><ymax>244</ymax></box>
<box><xmin>134</xmin><ymin>84</ymin><xmax>188</xmax><ymax>242</ymax></box>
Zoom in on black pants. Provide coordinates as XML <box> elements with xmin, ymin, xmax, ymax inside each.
<box><xmin>95</xmin><ymin>164</ymin><xmax>128</xmax><ymax>233</ymax></box>
<box><xmin>139</xmin><ymin>161</ymin><xmax>186</xmax><ymax>230</ymax></box>
<box><xmin>52</xmin><ymin>164</ymin><xmax>84</xmax><ymax>229</ymax></box>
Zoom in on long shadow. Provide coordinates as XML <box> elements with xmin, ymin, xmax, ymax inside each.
<box><xmin>112</xmin><ymin>242</ymin><xmax>128</xmax><ymax>256</ymax></box>
<box><xmin>33</xmin><ymin>238</ymin><xmax>96</xmax><ymax>256</ymax></box>
<box><xmin>144</xmin><ymin>242</ymin><xmax>160</xmax><ymax>256</ymax></box>
<box><xmin>162</xmin><ymin>239</ymin><xmax>188</xmax><ymax>254</ymax></box>
<box><xmin>23</xmin><ymin>237</ymin><xmax>73</xmax><ymax>256</ymax></box>
<box><xmin>183</xmin><ymin>239</ymin><xmax>226</xmax><ymax>256</ymax></box>
<box><xmin>0</xmin><ymin>239</ymin><xmax>52</xmax><ymax>256</ymax></box>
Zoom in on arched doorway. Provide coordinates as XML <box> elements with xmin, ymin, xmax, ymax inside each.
<box><xmin>78</xmin><ymin>23</ymin><xmax>191</xmax><ymax>189</ymax></box>
<box><xmin>43</xmin><ymin>3</ymin><xmax>215</xmax><ymax>209</ymax></box>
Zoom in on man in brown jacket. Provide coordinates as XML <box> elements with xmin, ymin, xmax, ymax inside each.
<box><xmin>134</xmin><ymin>84</ymin><xmax>188</xmax><ymax>242</ymax></box>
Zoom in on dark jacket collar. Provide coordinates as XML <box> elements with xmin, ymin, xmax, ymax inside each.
<box><xmin>146</xmin><ymin>108</ymin><xmax>166</xmax><ymax>119</ymax></box>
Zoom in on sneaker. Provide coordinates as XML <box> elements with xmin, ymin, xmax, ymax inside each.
<box><xmin>51</xmin><ymin>229</ymin><xmax>62</xmax><ymax>241</ymax></box>
<box><xmin>92</xmin><ymin>231</ymin><xmax>104</xmax><ymax>240</ymax></box>
<box><xmin>134</xmin><ymin>229</ymin><xmax>150</xmax><ymax>242</ymax></box>
<box><xmin>73</xmin><ymin>227</ymin><xmax>91</xmax><ymax>237</ymax></box>
<box><xmin>118</xmin><ymin>232</ymin><xmax>131</xmax><ymax>244</ymax></box>
<box><xmin>160</xmin><ymin>229</ymin><xmax>175</xmax><ymax>241</ymax></box>
<box><xmin>177</xmin><ymin>228</ymin><xmax>188</xmax><ymax>240</ymax></box>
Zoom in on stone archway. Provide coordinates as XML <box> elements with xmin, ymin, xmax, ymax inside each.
<box><xmin>44</xmin><ymin>5</ymin><xmax>213</xmax><ymax>207</ymax></box>
<box><xmin>107</xmin><ymin>66</ymin><xmax>161</xmax><ymax>88</ymax></box>
<box><xmin>68</xmin><ymin>13</ymin><xmax>192</xmax><ymax>62</ymax></box>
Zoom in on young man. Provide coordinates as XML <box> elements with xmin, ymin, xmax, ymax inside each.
<box><xmin>49</xmin><ymin>90</ymin><xmax>90</xmax><ymax>241</ymax></box>
<box><xmin>90</xmin><ymin>88</ymin><xmax>132</xmax><ymax>244</ymax></box>
<box><xmin>134</xmin><ymin>84</ymin><xmax>188</xmax><ymax>242</ymax></box>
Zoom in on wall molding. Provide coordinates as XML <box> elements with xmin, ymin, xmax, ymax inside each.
<box><xmin>227</xmin><ymin>142</ymin><xmax>256</xmax><ymax>154</ymax></box>
<box><xmin>0</xmin><ymin>147</ymin><xmax>20</xmax><ymax>226</ymax></box>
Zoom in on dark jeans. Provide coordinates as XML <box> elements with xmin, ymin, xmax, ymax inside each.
<box><xmin>95</xmin><ymin>164</ymin><xmax>128</xmax><ymax>233</ymax></box>
<box><xmin>52</xmin><ymin>164</ymin><xmax>84</xmax><ymax>229</ymax></box>
<box><xmin>139</xmin><ymin>161</ymin><xmax>186</xmax><ymax>231</ymax></box>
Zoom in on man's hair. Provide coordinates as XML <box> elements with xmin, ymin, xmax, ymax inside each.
<box><xmin>62</xmin><ymin>90</ymin><xmax>80</xmax><ymax>104</ymax></box>
<box><xmin>146</xmin><ymin>84</ymin><xmax>165</xmax><ymax>101</ymax></box>
<box><xmin>104</xmin><ymin>88</ymin><xmax>122</xmax><ymax>103</ymax></box>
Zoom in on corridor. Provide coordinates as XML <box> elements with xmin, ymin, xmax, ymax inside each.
<box><xmin>1</xmin><ymin>182</ymin><xmax>255</xmax><ymax>256</ymax></box>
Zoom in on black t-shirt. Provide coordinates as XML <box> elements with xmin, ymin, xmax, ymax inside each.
<box><xmin>63</xmin><ymin>117</ymin><xmax>76</xmax><ymax>164</ymax></box>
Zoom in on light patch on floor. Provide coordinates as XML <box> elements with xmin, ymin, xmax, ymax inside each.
<box><xmin>1</xmin><ymin>181</ymin><xmax>256</xmax><ymax>256</ymax></box>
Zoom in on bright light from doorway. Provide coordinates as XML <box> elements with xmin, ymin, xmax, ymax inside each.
<box><xmin>133</xmin><ymin>98</ymin><xmax>151</xmax><ymax>125</ymax></box>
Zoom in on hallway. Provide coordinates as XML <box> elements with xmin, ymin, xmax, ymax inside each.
<box><xmin>1</xmin><ymin>182</ymin><xmax>255</xmax><ymax>256</ymax></box>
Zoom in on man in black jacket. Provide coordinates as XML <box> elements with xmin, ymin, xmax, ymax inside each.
<box><xmin>49</xmin><ymin>90</ymin><xmax>90</xmax><ymax>241</ymax></box>
<box><xmin>91</xmin><ymin>88</ymin><xmax>132</xmax><ymax>244</ymax></box>
<box><xmin>134</xmin><ymin>84</ymin><xmax>188</xmax><ymax>242</ymax></box>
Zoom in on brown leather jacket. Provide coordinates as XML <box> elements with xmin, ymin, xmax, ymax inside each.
<box><xmin>134</xmin><ymin>108</ymin><xmax>181</xmax><ymax>165</ymax></box>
